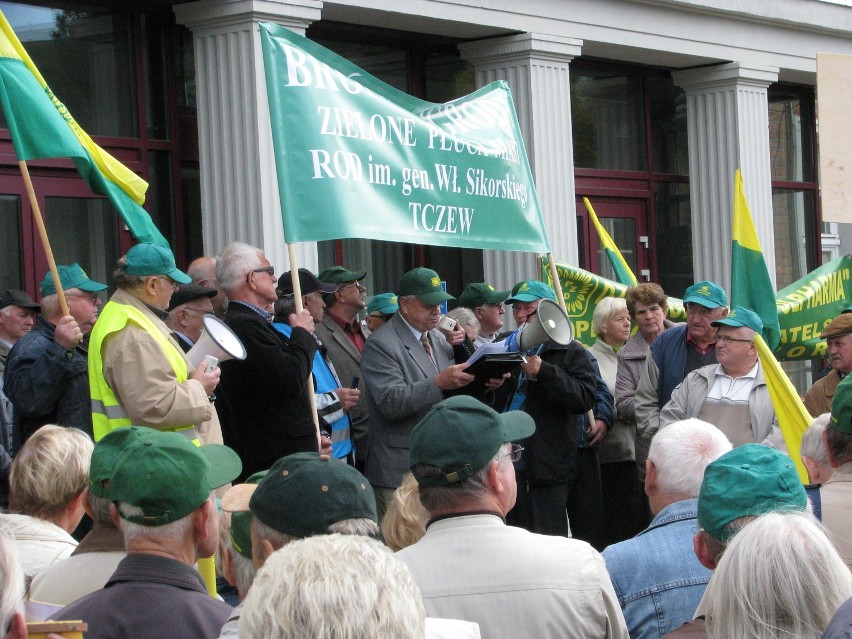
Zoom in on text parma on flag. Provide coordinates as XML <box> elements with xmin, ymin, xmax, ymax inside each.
<box><xmin>0</xmin><ymin>10</ymin><xmax>167</xmax><ymax>246</ymax></box>
<box><xmin>259</xmin><ymin>22</ymin><xmax>549</xmax><ymax>253</ymax></box>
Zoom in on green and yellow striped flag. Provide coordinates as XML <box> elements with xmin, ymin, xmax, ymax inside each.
<box><xmin>583</xmin><ymin>197</ymin><xmax>639</xmax><ymax>287</ymax></box>
<box><xmin>0</xmin><ymin>10</ymin><xmax>167</xmax><ymax>245</ymax></box>
<box><xmin>731</xmin><ymin>169</ymin><xmax>780</xmax><ymax>349</ymax></box>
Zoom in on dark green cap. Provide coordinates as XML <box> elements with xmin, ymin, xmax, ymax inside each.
<box><xmin>366</xmin><ymin>293</ymin><xmax>398</xmax><ymax>316</ymax></box>
<box><xmin>458</xmin><ymin>283</ymin><xmax>510</xmax><ymax>309</ymax></box>
<box><xmin>223</xmin><ymin>453</ymin><xmax>376</xmax><ymax>538</ymax></box>
<box><xmin>397</xmin><ymin>268</ymin><xmax>454</xmax><ymax>305</ymax></box>
<box><xmin>712</xmin><ymin>306</ymin><xmax>763</xmax><ymax>334</ymax></box>
<box><xmin>124</xmin><ymin>242</ymin><xmax>191</xmax><ymax>285</ymax></box>
<box><xmin>317</xmin><ymin>266</ymin><xmax>367</xmax><ymax>285</ymax></box>
<box><xmin>110</xmin><ymin>431</ymin><xmax>242</xmax><ymax>526</ymax></box>
<box><xmin>89</xmin><ymin>426</ymin><xmax>158</xmax><ymax>499</ymax></box>
<box><xmin>505</xmin><ymin>279</ymin><xmax>556</xmax><ymax>304</ymax></box>
<box><xmin>830</xmin><ymin>374</ymin><xmax>852</xmax><ymax>436</ymax></box>
<box><xmin>683</xmin><ymin>280</ymin><xmax>727</xmax><ymax>309</ymax></box>
<box><xmin>698</xmin><ymin>444</ymin><xmax>806</xmax><ymax>541</ymax></box>
<box><xmin>410</xmin><ymin>396</ymin><xmax>536</xmax><ymax>487</ymax></box>
<box><xmin>40</xmin><ymin>264</ymin><xmax>107</xmax><ymax>298</ymax></box>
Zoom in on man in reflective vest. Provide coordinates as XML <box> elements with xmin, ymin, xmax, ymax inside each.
<box><xmin>88</xmin><ymin>243</ymin><xmax>223</xmax><ymax>445</ymax></box>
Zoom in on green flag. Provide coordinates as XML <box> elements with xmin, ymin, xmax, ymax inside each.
<box><xmin>259</xmin><ymin>23</ymin><xmax>549</xmax><ymax>252</ymax></box>
<box><xmin>731</xmin><ymin>169</ymin><xmax>780</xmax><ymax>349</ymax></box>
<box><xmin>0</xmin><ymin>10</ymin><xmax>167</xmax><ymax>246</ymax></box>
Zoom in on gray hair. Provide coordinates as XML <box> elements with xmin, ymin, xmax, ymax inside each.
<box><xmin>117</xmin><ymin>502</ymin><xmax>197</xmax><ymax>547</ymax></box>
<box><xmin>648</xmin><ymin>419</ymin><xmax>732</xmax><ymax>500</ymax></box>
<box><xmin>218</xmin><ymin>511</ymin><xmax>257</xmax><ymax>598</ymax></box>
<box><xmin>706</xmin><ymin>511</ymin><xmax>852</xmax><ymax>639</ymax></box>
<box><xmin>88</xmin><ymin>490</ymin><xmax>115</xmax><ymax>527</ymax></box>
<box><xmin>0</xmin><ymin>530</ymin><xmax>24</xmax><ymax>636</ymax></box>
<box><xmin>252</xmin><ymin>515</ymin><xmax>380</xmax><ymax>556</ymax></box>
<box><xmin>800</xmin><ymin>414</ymin><xmax>831</xmax><ymax>467</ymax></box>
<box><xmin>217</xmin><ymin>242</ymin><xmax>264</xmax><ymax>294</ymax></box>
<box><xmin>39</xmin><ymin>293</ymin><xmax>61</xmax><ymax>319</ymax></box>
<box><xmin>238</xmin><ymin>534</ymin><xmax>425</xmax><ymax>639</ymax></box>
<box><xmin>592</xmin><ymin>296</ymin><xmax>629</xmax><ymax>335</ymax></box>
<box><xmin>273</xmin><ymin>295</ymin><xmax>298</xmax><ymax>321</ymax></box>
<box><xmin>112</xmin><ymin>255</ymin><xmax>149</xmax><ymax>291</ymax></box>
<box><xmin>415</xmin><ymin>443</ymin><xmax>509</xmax><ymax>514</ymax></box>
<box><xmin>447</xmin><ymin>307</ymin><xmax>479</xmax><ymax>331</ymax></box>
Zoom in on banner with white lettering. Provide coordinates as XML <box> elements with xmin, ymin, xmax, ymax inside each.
<box><xmin>259</xmin><ymin>23</ymin><xmax>549</xmax><ymax>252</ymax></box>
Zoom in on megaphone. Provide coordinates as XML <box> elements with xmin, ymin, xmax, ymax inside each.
<box><xmin>187</xmin><ymin>315</ymin><xmax>247</xmax><ymax>368</ymax></box>
<box><xmin>510</xmin><ymin>299</ymin><xmax>574</xmax><ymax>352</ymax></box>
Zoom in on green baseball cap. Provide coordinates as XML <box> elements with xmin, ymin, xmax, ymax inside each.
<box><xmin>224</xmin><ymin>453</ymin><xmax>376</xmax><ymax>538</ymax></box>
<box><xmin>829</xmin><ymin>374</ymin><xmax>852</xmax><ymax>436</ymax></box>
<box><xmin>124</xmin><ymin>242</ymin><xmax>191</xmax><ymax>285</ymax></box>
<box><xmin>109</xmin><ymin>431</ymin><xmax>242</xmax><ymax>526</ymax></box>
<box><xmin>317</xmin><ymin>265</ymin><xmax>367</xmax><ymax>285</ymax></box>
<box><xmin>458</xmin><ymin>282</ymin><xmax>510</xmax><ymax>309</ymax></box>
<box><xmin>40</xmin><ymin>264</ymin><xmax>107</xmax><ymax>298</ymax></box>
<box><xmin>410</xmin><ymin>396</ymin><xmax>536</xmax><ymax>487</ymax></box>
<box><xmin>712</xmin><ymin>306</ymin><xmax>763</xmax><ymax>334</ymax></box>
<box><xmin>683</xmin><ymin>280</ymin><xmax>727</xmax><ymax>309</ymax></box>
<box><xmin>397</xmin><ymin>268</ymin><xmax>454</xmax><ymax>305</ymax></box>
<box><xmin>505</xmin><ymin>279</ymin><xmax>556</xmax><ymax>304</ymax></box>
<box><xmin>698</xmin><ymin>444</ymin><xmax>806</xmax><ymax>541</ymax></box>
<box><xmin>366</xmin><ymin>293</ymin><xmax>399</xmax><ymax>316</ymax></box>
<box><xmin>89</xmin><ymin>426</ymin><xmax>158</xmax><ymax>499</ymax></box>
<box><xmin>221</xmin><ymin>470</ymin><xmax>268</xmax><ymax>560</ymax></box>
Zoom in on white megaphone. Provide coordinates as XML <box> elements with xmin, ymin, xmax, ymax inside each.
<box><xmin>508</xmin><ymin>299</ymin><xmax>574</xmax><ymax>352</ymax></box>
<box><xmin>187</xmin><ymin>315</ymin><xmax>247</xmax><ymax>369</ymax></box>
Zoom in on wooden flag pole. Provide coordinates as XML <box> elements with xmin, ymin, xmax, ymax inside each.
<box><xmin>286</xmin><ymin>243</ymin><xmax>323</xmax><ymax>450</ymax></box>
<box><xmin>546</xmin><ymin>251</ymin><xmax>566</xmax><ymax>310</ymax></box>
<box><xmin>19</xmin><ymin>160</ymin><xmax>69</xmax><ymax>316</ymax></box>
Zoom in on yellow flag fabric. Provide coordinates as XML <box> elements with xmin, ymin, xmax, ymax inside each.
<box><xmin>754</xmin><ymin>334</ymin><xmax>809</xmax><ymax>483</ymax></box>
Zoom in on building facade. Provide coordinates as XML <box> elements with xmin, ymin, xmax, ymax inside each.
<box><xmin>0</xmin><ymin>0</ymin><xmax>849</xmax><ymax>334</ymax></box>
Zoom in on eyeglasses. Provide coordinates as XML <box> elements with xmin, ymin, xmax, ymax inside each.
<box><xmin>250</xmin><ymin>266</ymin><xmax>275</xmax><ymax>277</ymax></box>
<box><xmin>183</xmin><ymin>307</ymin><xmax>212</xmax><ymax>315</ymax></box>
<box><xmin>341</xmin><ymin>281</ymin><xmax>365</xmax><ymax>291</ymax></box>
<box><xmin>66</xmin><ymin>292</ymin><xmax>100</xmax><ymax>304</ymax></box>
<box><xmin>158</xmin><ymin>277</ymin><xmax>180</xmax><ymax>292</ymax></box>
<box><xmin>498</xmin><ymin>444</ymin><xmax>524</xmax><ymax>463</ymax></box>
<box><xmin>715</xmin><ymin>335</ymin><xmax>753</xmax><ymax>345</ymax></box>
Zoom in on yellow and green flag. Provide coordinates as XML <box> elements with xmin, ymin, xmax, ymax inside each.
<box><xmin>583</xmin><ymin>197</ymin><xmax>638</xmax><ymax>287</ymax></box>
<box><xmin>731</xmin><ymin>169</ymin><xmax>780</xmax><ymax>349</ymax></box>
<box><xmin>0</xmin><ymin>10</ymin><xmax>167</xmax><ymax>245</ymax></box>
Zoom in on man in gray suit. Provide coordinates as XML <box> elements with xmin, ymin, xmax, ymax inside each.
<box><xmin>316</xmin><ymin>265</ymin><xmax>370</xmax><ymax>470</ymax></box>
<box><xmin>361</xmin><ymin>267</ymin><xmax>474</xmax><ymax>516</ymax></box>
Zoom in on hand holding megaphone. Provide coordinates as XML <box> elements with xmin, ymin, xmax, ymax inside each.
<box><xmin>190</xmin><ymin>359</ymin><xmax>221</xmax><ymax>396</ymax></box>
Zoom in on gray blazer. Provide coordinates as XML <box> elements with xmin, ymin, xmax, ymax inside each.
<box><xmin>361</xmin><ymin>312</ymin><xmax>454</xmax><ymax>488</ymax></box>
<box><xmin>315</xmin><ymin>314</ymin><xmax>370</xmax><ymax>461</ymax></box>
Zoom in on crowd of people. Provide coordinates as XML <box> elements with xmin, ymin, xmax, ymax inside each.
<box><xmin>0</xmin><ymin>240</ymin><xmax>850</xmax><ymax>639</ymax></box>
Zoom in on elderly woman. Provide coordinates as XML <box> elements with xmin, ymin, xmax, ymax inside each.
<box><xmin>614</xmin><ymin>283</ymin><xmax>674</xmax><ymax>488</ymax></box>
<box><xmin>590</xmin><ymin>296</ymin><xmax>643</xmax><ymax>545</ymax></box>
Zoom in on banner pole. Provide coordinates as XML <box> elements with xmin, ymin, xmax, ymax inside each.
<box><xmin>286</xmin><ymin>243</ymin><xmax>322</xmax><ymax>450</ymax></box>
<box><xmin>546</xmin><ymin>252</ymin><xmax>566</xmax><ymax>309</ymax></box>
<box><xmin>19</xmin><ymin>160</ymin><xmax>69</xmax><ymax>316</ymax></box>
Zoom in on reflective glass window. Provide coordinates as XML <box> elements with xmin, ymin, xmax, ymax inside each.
<box><xmin>0</xmin><ymin>196</ymin><xmax>22</xmax><ymax>288</ymax></box>
<box><xmin>654</xmin><ymin>181</ymin><xmax>692</xmax><ymax>296</ymax></box>
<box><xmin>45</xmin><ymin>196</ymin><xmax>118</xmax><ymax>286</ymax></box>
<box><xmin>648</xmin><ymin>76</ymin><xmax>688</xmax><ymax>175</ymax></box>
<box><xmin>769</xmin><ymin>94</ymin><xmax>814</xmax><ymax>183</ymax></box>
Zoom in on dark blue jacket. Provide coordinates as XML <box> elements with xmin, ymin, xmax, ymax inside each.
<box><xmin>649</xmin><ymin>323</ymin><xmax>689</xmax><ymax>409</ymax></box>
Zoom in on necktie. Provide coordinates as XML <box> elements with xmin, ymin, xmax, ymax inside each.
<box><xmin>421</xmin><ymin>333</ymin><xmax>438</xmax><ymax>370</ymax></box>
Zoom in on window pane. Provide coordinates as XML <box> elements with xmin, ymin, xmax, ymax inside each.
<box><xmin>654</xmin><ymin>182</ymin><xmax>692</xmax><ymax>296</ymax></box>
<box><xmin>772</xmin><ymin>188</ymin><xmax>814</xmax><ymax>289</ymax></box>
<box><xmin>0</xmin><ymin>196</ymin><xmax>22</xmax><ymax>289</ymax></box>
<box><xmin>769</xmin><ymin>94</ymin><xmax>814</xmax><ymax>183</ymax></box>
<box><xmin>45</xmin><ymin>197</ymin><xmax>119</xmax><ymax>287</ymax></box>
<box><xmin>142</xmin><ymin>12</ymin><xmax>169</xmax><ymax>140</ymax></box>
<box><xmin>648</xmin><ymin>76</ymin><xmax>688</xmax><ymax>175</ymax></box>
<box><xmin>571</xmin><ymin>70</ymin><xmax>644</xmax><ymax>170</ymax></box>
<box><xmin>146</xmin><ymin>151</ymin><xmax>175</xmax><ymax>247</ymax></box>
<box><xmin>424</xmin><ymin>54</ymin><xmax>474</xmax><ymax>102</ymax></box>
<box><xmin>597</xmin><ymin>218</ymin><xmax>637</xmax><ymax>281</ymax></box>
<box><xmin>0</xmin><ymin>2</ymin><xmax>136</xmax><ymax>137</ymax></box>
<box><xmin>175</xmin><ymin>25</ymin><xmax>196</xmax><ymax>108</ymax></box>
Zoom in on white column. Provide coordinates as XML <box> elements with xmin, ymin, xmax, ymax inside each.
<box><xmin>672</xmin><ymin>62</ymin><xmax>779</xmax><ymax>290</ymax></box>
<box><xmin>173</xmin><ymin>0</ymin><xmax>322</xmax><ymax>272</ymax></box>
<box><xmin>459</xmin><ymin>33</ymin><xmax>583</xmax><ymax>294</ymax></box>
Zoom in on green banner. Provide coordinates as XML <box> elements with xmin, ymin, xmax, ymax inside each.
<box><xmin>544</xmin><ymin>256</ymin><xmax>852</xmax><ymax>361</ymax></box>
<box><xmin>259</xmin><ymin>23</ymin><xmax>549</xmax><ymax>253</ymax></box>
<box><xmin>775</xmin><ymin>255</ymin><xmax>852</xmax><ymax>361</ymax></box>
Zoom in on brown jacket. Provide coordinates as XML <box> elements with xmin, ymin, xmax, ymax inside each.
<box><xmin>803</xmin><ymin>368</ymin><xmax>841</xmax><ymax>417</ymax></box>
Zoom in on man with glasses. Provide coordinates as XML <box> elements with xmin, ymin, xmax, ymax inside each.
<box><xmin>215</xmin><ymin>242</ymin><xmax>318</xmax><ymax>480</ymax></box>
<box><xmin>397</xmin><ymin>396</ymin><xmax>628</xmax><ymax>639</ymax></box>
<box><xmin>657</xmin><ymin>307</ymin><xmax>783</xmax><ymax>448</ymax></box>
<box><xmin>5</xmin><ymin>264</ymin><xmax>107</xmax><ymax>445</ymax></box>
<box><xmin>316</xmin><ymin>266</ymin><xmax>371</xmax><ymax>469</ymax></box>
<box><xmin>88</xmin><ymin>243</ymin><xmax>223</xmax><ymax>446</ymax></box>
<box><xmin>164</xmin><ymin>284</ymin><xmax>218</xmax><ymax>352</ymax></box>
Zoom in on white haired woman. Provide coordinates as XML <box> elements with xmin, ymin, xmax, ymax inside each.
<box><xmin>590</xmin><ymin>296</ymin><xmax>645</xmax><ymax>546</ymax></box>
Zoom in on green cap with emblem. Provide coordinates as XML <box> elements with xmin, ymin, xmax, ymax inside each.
<box><xmin>829</xmin><ymin>374</ymin><xmax>852</xmax><ymax>436</ymax></box>
<box><xmin>397</xmin><ymin>267</ymin><xmax>453</xmax><ymax>305</ymax></box>
<box><xmin>458</xmin><ymin>282</ymin><xmax>510</xmax><ymax>309</ymax></box>
<box><xmin>124</xmin><ymin>242</ymin><xmax>192</xmax><ymax>285</ymax></box>
<box><xmin>366</xmin><ymin>293</ymin><xmax>399</xmax><ymax>316</ymax></box>
<box><xmin>683</xmin><ymin>280</ymin><xmax>727</xmax><ymax>309</ymax></box>
<box><xmin>504</xmin><ymin>279</ymin><xmax>556</xmax><ymax>304</ymax></box>
<box><xmin>711</xmin><ymin>306</ymin><xmax>763</xmax><ymax>334</ymax></box>
<box><xmin>317</xmin><ymin>265</ymin><xmax>367</xmax><ymax>285</ymax></box>
<box><xmin>40</xmin><ymin>263</ymin><xmax>108</xmax><ymax>297</ymax></box>
<box><xmin>109</xmin><ymin>430</ymin><xmax>242</xmax><ymax>526</ymax></box>
<box><xmin>409</xmin><ymin>395</ymin><xmax>535</xmax><ymax>487</ymax></box>
<box><xmin>697</xmin><ymin>444</ymin><xmax>806</xmax><ymax>541</ymax></box>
